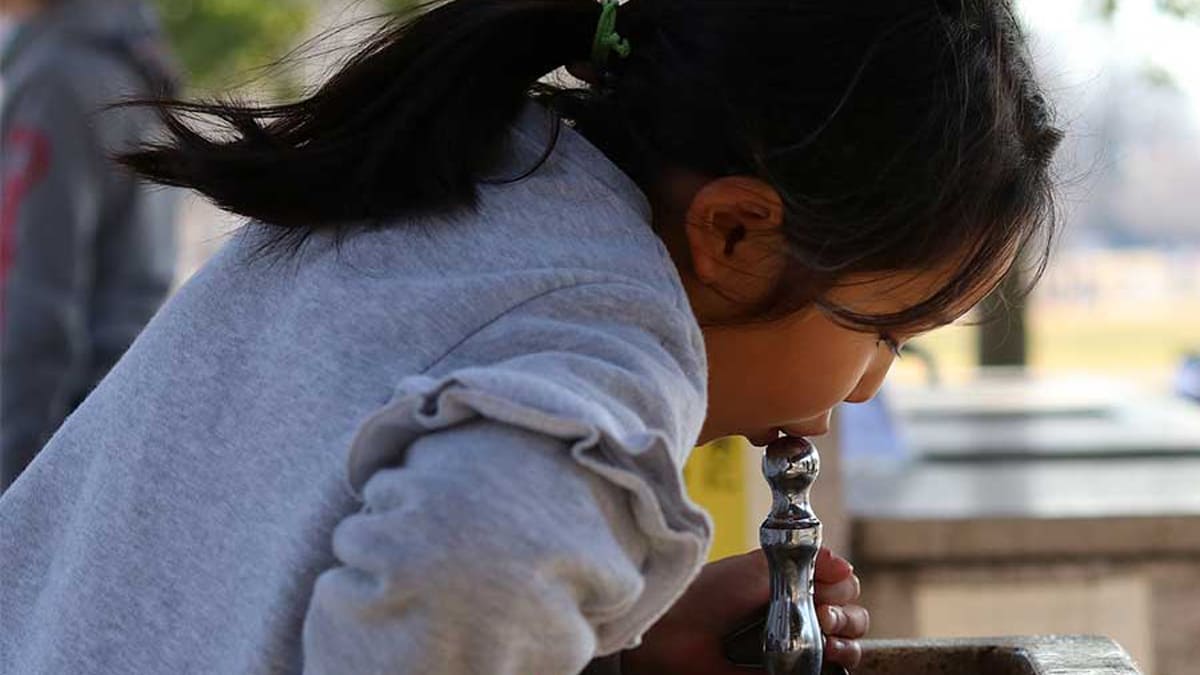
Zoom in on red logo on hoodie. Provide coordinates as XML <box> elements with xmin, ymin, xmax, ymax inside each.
<box><xmin>0</xmin><ymin>126</ymin><xmax>52</xmax><ymax>321</ymax></box>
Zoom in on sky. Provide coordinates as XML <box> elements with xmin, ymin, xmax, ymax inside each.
<box><xmin>1019</xmin><ymin>0</ymin><xmax>1200</xmax><ymax>128</ymax></box>
<box><xmin>1015</xmin><ymin>0</ymin><xmax>1200</xmax><ymax>247</ymax></box>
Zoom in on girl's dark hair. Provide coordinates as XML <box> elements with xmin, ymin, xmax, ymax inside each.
<box><xmin>122</xmin><ymin>0</ymin><xmax>1063</xmax><ymax>331</ymax></box>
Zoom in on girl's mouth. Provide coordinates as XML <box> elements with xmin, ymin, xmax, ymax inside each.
<box><xmin>744</xmin><ymin>425</ymin><xmax>827</xmax><ymax>447</ymax></box>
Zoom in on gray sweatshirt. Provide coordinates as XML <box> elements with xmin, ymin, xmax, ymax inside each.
<box><xmin>0</xmin><ymin>98</ymin><xmax>714</xmax><ymax>674</ymax></box>
<box><xmin>0</xmin><ymin>0</ymin><xmax>180</xmax><ymax>488</ymax></box>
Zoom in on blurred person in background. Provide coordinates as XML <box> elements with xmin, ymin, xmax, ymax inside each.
<box><xmin>0</xmin><ymin>0</ymin><xmax>180</xmax><ymax>490</ymax></box>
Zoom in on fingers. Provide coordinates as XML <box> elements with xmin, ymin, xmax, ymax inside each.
<box><xmin>815</xmin><ymin>572</ymin><xmax>860</xmax><ymax>605</ymax></box>
<box><xmin>818</xmin><ymin>603</ymin><xmax>870</xmax><ymax>639</ymax></box>
<box><xmin>819</xmin><ymin>601</ymin><xmax>869</xmax><ymax>670</ymax></box>
<box><xmin>824</xmin><ymin>634</ymin><xmax>864</xmax><ymax>669</ymax></box>
<box><xmin>814</xmin><ymin>546</ymin><xmax>855</xmax><ymax>584</ymax></box>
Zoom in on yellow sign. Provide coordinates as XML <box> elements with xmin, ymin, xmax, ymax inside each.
<box><xmin>683</xmin><ymin>437</ymin><xmax>752</xmax><ymax>561</ymax></box>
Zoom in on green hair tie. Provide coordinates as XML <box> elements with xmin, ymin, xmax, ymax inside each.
<box><xmin>591</xmin><ymin>0</ymin><xmax>632</xmax><ymax>72</ymax></box>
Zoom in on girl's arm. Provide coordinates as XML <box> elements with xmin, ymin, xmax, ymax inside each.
<box><xmin>303</xmin><ymin>280</ymin><xmax>711</xmax><ymax>673</ymax></box>
<box><xmin>303</xmin><ymin>418</ymin><xmax>652</xmax><ymax>674</ymax></box>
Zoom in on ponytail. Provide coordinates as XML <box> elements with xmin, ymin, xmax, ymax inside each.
<box><xmin>121</xmin><ymin>0</ymin><xmax>608</xmax><ymax>228</ymax></box>
<box><xmin>123</xmin><ymin>0</ymin><xmax>1064</xmax><ymax>335</ymax></box>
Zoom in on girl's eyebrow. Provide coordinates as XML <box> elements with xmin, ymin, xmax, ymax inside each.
<box><xmin>831</xmin><ymin>305</ymin><xmax>963</xmax><ymax>336</ymax></box>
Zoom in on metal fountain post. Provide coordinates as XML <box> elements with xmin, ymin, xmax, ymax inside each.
<box><xmin>760</xmin><ymin>435</ymin><xmax>828</xmax><ymax>675</ymax></box>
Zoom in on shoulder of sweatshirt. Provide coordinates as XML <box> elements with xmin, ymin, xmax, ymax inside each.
<box><xmin>289</xmin><ymin>98</ymin><xmax>694</xmax><ymax>320</ymax></box>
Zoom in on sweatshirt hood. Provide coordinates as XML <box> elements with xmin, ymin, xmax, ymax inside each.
<box><xmin>9</xmin><ymin>0</ymin><xmax>180</xmax><ymax>93</ymax></box>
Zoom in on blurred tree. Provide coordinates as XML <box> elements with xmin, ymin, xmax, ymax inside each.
<box><xmin>1094</xmin><ymin>0</ymin><xmax>1120</xmax><ymax>19</ymax></box>
<box><xmin>978</xmin><ymin>0</ymin><xmax>1200</xmax><ymax>369</ymax></box>
<box><xmin>1158</xmin><ymin>0</ymin><xmax>1200</xmax><ymax>19</ymax></box>
<box><xmin>379</xmin><ymin>0</ymin><xmax>421</xmax><ymax>15</ymax></box>
<box><xmin>150</xmin><ymin>0</ymin><xmax>313</xmax><ymax>91</ymax></box>
<box><xmin>1093</xmin><ymin>0</ymin><xmax>1200</xmax><ymax>21</ymax></box>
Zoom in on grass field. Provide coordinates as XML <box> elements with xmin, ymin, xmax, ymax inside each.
<box><xmin>891</xmin><ymin>304</ymin><xmax>1200</xmax><ymax>389</ymax></box>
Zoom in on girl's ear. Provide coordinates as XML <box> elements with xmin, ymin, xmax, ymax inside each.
<box><xmin>684</xmin><ymin>176</ymin><xmax>787</xmax><ymax>292</ymax></box>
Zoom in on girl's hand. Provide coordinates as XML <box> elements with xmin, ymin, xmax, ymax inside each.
<box><xmin>620</xmin><ymin>547</ymin><xmax>868</xmax><ymax>675</ymax></box>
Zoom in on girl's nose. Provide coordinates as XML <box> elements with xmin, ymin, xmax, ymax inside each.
<box><xmin>843</xmin><ymin>350</ymin><xmax>897</xmax><ymax>404</ymax></box>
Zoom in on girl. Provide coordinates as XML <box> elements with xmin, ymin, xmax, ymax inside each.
<box><xmin>0</xmin><ymin>0</ymin><xmax>1060</xmax><ymax>673</ymax></box>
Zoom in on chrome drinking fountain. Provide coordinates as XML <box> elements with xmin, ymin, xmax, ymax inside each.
<box><xmin>720</xmin><ymin>436</ymin><xmax>1146</xmax><ymax>675</ymax></box>
<box><xmin>760</xmin><ymin>435</ymin><xmax>827</xmax><ymax>674</ymax></box>
<box><xmin>724</xmin><ymin>435</ymin><xmax>847</xmax><ymax>675</ymax></box>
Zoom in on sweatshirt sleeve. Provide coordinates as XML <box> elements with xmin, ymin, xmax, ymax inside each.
<box><xmin>303</xmin><ymin>418</ymin><xmax>649</xmax><ymax>674</ymax></box>
<box><xmin>0</xmin><ymin>72</ymin><xmax>101</xmax><ymax>487</ymax></box>
<box><xmin>302</xmin><ymin>280</ymin><xmax>713</xmax><ymax>674</ymax></box>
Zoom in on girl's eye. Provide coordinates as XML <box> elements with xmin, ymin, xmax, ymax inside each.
<box><xmin>877</xmin><ymin>334</ymin><xmax>904</xmax><ymax>358</ymax></box>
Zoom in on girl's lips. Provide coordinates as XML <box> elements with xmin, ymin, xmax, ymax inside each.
<box><xmin>779</xmin><ymin>424</ymin><xmax>830</xmax><ymax>437</ymax></box>
<box><xmin>745</xmin><ymin>431</ymin><xmax>780</xmax><ymax>447</ymax></box>
<box><xmin>743</xmin><ymin>424</ymin><xmax>828</xmax><ymax>447</ymax></box>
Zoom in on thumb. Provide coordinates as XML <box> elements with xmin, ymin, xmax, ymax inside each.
<box><xmin>683</xmin><ymin>548</ymin><xmax>771</xmax><ymax>631</ymax></box>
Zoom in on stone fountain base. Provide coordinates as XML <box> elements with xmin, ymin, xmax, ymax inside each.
<box><xmin>856</xmin><ymin>635</ymin><xmax>1141</xmax><ymax>675</ymax></box>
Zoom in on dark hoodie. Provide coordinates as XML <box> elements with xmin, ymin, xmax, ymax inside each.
<box><xmin>0</xmin><ymin>0</ymin><xmax>181</xmax><ymax>489</ymax></box>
